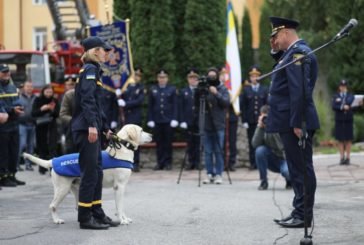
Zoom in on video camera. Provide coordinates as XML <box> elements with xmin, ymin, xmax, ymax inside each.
<box><xmin>197</xmin><ymin>75</ymin><xmax>220</xmax><ymax>91</ymax></box>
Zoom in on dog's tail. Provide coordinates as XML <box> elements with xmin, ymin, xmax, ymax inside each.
<box><xmin>23</xmin><ymin>152</ymin><xmax>52</xmax><ymax>169</ymax></box>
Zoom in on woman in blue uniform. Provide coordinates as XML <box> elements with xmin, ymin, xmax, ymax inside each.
<box><xmin>71</xmin><ymin>36</ymin><xmax>119</xmax><ymax>229</ymax></box>
<box><xmin>332</xmin><ymin>79</ymin><xmax>355</xmax><ymax>165</ymax></box>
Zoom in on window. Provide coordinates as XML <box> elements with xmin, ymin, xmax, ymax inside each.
<box><xmin>33</xmin><ymin>0</ymin><xmax>46</xmax><ymax>5</ymax></box>
<box><xmin>33</xmin><ymin>27</ymin><xmax>48</xmax><ymax>51</ymax></box>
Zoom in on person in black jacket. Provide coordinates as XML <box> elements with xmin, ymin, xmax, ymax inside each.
<box><xmin>71</xmin><ymin>36</ymin><xmax>119</xmax><ymax>230</ymax></box>
<box><xmin>332</xmin><ymin>79</ymin><xmax>355</xmax><ymax>165</ymax></box>
<box><xmin>32</xmin><ymin>84</ymin><xmax>60</xmax><ymax>174</ymax></box>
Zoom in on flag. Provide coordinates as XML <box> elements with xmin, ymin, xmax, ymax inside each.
<box><xmin>225</xmin><ymin>1</ymin><xmax>242</xmax><ymax>115</ymax></box>
<box><xmin>90</xmin><ymin>20</ymin><xmax>134</xmax><ymax>93</ymax></box>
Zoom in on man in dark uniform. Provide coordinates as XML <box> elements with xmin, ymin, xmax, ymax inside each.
<box><xmin>100</xmin><ymin>87</ymin><xmax>118</xmax><ymax>149</ymax></box>
<box><xmin>179</xmin><ymin>68</ymin><xmax>200</xmax><ymax>170</ymax></box>
<box><xmin>147</xmin><ymin>69</ymin><xmax>178</xmax><ymax>170</ymax></box>
<box><xmin>267</xmin><ymin>17</ymin><xmax>320</xmax><ymax>228</ymax></box>
<box><xmin>0</xmin><ymin>64</ymin><xmax>26</xmax><ymax>187</ymax></box>
<box><xmin>241</xmin><ymin>66</ymin><xmax>268</xmax><ymax>170</ymax></box>
<box><xmin>119</xmin><ymin>67</ymin><xmax>145</xmax><ymax>171</ymax></box>
<box><xmin>72</xmin><ymin>36</ymin><xmax>119</xmax><ymax>229</ymax></box>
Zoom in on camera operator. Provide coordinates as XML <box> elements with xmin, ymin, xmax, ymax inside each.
<box><xmin>252</xmin><ymin>105</ymin><xmax>291</xmax><ymax>190</ymax></box>
<box><xmin>197</xmin><ymin>68</ymin><xmax>230</xmax><ymax>184</ymax></box>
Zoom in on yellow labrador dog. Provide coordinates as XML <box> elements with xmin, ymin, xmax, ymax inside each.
<box><xmin>23</xmin><ymin>124</ymin><xmax>152</xmax><ymax>225</ymax></box>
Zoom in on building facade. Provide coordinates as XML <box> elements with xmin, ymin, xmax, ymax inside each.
<box><xmin>0</xmin><ymin>0</ymin><xmax>114</xmax><ymax>51</ymax></box>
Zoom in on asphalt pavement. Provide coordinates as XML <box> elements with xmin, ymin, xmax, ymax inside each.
<box><xmin>0</xmin><ymin>153</ymin><xmax>364</xmax><ymax>245</ymax></box>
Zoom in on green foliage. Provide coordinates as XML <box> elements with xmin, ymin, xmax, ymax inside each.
<box><xmin>183</xmin><ymin>0</ymin><xmax>226</xmax><ymax>76</ymax></box>
<box><xmin>354</xmin><ymin>114</ymin><xmax>364</xmax><ymax>142</ymax></box>
<box><xmin>113</xmin><ymin>0</ymin><xmax>130</xmax><ymax>20</ymax></box>
<box><xmin>314</xmin><ymin>93</ymin><xmax>335</xmax><ymax>144</ymax></box>
<box><xmin>241</xmin><ymin>8</ymin><xmax>253</xmax><ymax>79</ymax></box>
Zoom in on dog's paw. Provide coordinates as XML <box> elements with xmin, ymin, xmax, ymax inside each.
<box><xmin>53</xmin><ymin>219</ymin><xmax>65</xmax><ymax>224</ymax></box>
<box><xmin>119</xmin><ymin>216</ymin><xmax>132</xmax><ymax>225</ymax></box>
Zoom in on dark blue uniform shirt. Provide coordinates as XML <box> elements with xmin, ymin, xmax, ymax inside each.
<box><xmin>241</xmin><ymin>84</ymin><xmax>268</xmax><ymax>124</ymax></box>
<box><xmin>71</xmin><ymin>62</ymin><xmax>108</xmax><ymax>132</ymax></box>
<box><xmin>332</xmin><ymin>92</ymin><xmax>354</xmax><ymax>121</ymax></box>
<box><xmin>267</xmin><ymin>39</ymin><xmax>320</xmax><ymax>133</ymax></box>
<box><xmin>179</xmin><ymin>86</ymin><xmax>197</xmax><ymax>126</ymax></box>
<box><xmin>122</xmin><ymin>83</ymin><xmax>144</xmax><ymax>124</ymax></box>
<box><xmin>147</xmin><ymin>84</ymin><xmax>178</xmax><ymax>124</ymax></box>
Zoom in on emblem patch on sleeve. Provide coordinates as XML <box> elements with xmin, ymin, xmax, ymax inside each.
<box><xmin>293</xmin><ymin>54</ymin><xmax>304</xmax><ymax>65</ymax></box>
<box><xmin>86</xmin><ymin>75</ymin><xmax>96</xmax><ymax>80</ymax></box>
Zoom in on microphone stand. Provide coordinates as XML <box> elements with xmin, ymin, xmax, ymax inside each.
<box><xmin>257</xmin><ymin>31</ymin><xmax>351</xmax><ymax>245</ymax></box>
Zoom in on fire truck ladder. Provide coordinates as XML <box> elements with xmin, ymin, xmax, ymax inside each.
<box><xmin>46</xmin><ymin>0</ymin><xmax>99</xmax><ymax>40</ymax></box>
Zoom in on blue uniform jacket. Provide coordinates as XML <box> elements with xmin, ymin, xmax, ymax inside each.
<box><xmin>0</xmin><ymin>80</ymin><xmax>20</xmax><ymax>132</ymax></box>
<box><xmin>122</xmin><ymin>83</ymin><xmax>144</xmax><ymax>124</ymax></box>
<box><xmin>267</xmin><ymin>39</ymin><xmax>320</xmax><ymax>133</ymax></box>
<box><xmin>332</xmin><ymin>92</ymin><xmax>354</xmax><ymax>121</ymax></box>
<box><xmin>241</xmin><ymin>85</ymin><xmax>268</xmax><ymax>124</ymax></box>
<box><xmin>52</xmin><ymin>151</ymin><xmax>133</xmax><ymax>177</ymax></box>
<box><xmin>147</xmin><ymin>84</ymin><xmax>178</xmax><ymax>123</ymax></box>
<box><xmin>100</xmin><ymin>89</ymin><xmax>118</xmax><ymax>126</ymax></box>
<box><xmin>71</xmin><ymin>62</ymin><xmax>109</xmax><ymax>132</ymax></box>
<box><xmin>179</xmin><ymin>86</ymin><xmax>196</xmax><ymax>126</ymax></box>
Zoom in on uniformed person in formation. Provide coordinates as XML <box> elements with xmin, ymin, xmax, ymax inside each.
<box><xmin>332</xmin><ymin>79</ymin><xmax>354</xmax><ymax>165</ymax></box>
<box><xmin>147</xmin><ymin>69</ymin><xmax>178</xmax><ymax>170</ymax></box>
<box><xmin>72</xmin><ymin>36</ymin><xmax>119</xmax><ymax>229</ymax></box>
<box><xmin>267</xmin><ymin>17</ymin><xmax>320</xmax><ymax>228</ymax></box>
<box><xmin>241</xmin><ymin>66</ymin><xmax>268</xmax><ymax>170</ymax></box>
<box><xmin>119</xmin><ymin>67</ymin><xmax>145</xmax><ymax>171</ymax></box>
<box><xmin>179</xmin><ymin>68</ymin><xmax>200</xmax><ymax>170</ymax></box>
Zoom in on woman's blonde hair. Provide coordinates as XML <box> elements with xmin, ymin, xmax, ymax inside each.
<box><xmin>81</xmin><ymin>47</ymin><xmax>101</xmax><ymax>63</ymax></box>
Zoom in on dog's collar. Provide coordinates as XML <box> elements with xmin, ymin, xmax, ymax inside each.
<box><xmin>118</xmin><ymin>139</ymin><xmax>136</xmax><ymax>151</ymax></box>
<box><xmin>109</xmin><ymin>133</ymin><xmax>136</xmax><ymax>151</ymax></box>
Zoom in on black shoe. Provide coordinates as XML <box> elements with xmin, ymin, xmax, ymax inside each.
<box><xmin>285</xmin><ymin>180</ymin><xmax>292</xmax><ymax>190</ymax></box>
<box><xmin>132</xmin><ymin>166</ymin><xmax>140</xmax><ymax>172</ymax></box>
<box><xmin>80</xmin><ymin>217</ymin><xmax>110</xmax><ymax>230</ymax></box>
<box><xmin>340</xmin><ymin>158</ymin><xmax>345</xmax><ymax>165</ymax></box>
<box><xmin>344</xmin><ymin>158</ymin><xmax>350</xmax><ymax>165</ymax></box>
<box><xmin>153</xmin><ymin>165</ymin><xmax>163</xmax><ymax>171</ymax></box>
<box><xmin>258</xmin><ymin>180</ymin><xmax>268</xmax><ymax>190</ymax></box>
<box><xmin>95</xmin><ymin>216</ymin><xmax>120</xmax><ymax>227</ymax></box>
<box><xmin>273</xmin><ymin>214</ymin><xmax>293</xmax><ymax>223</ymax></box>
<box><xmin>0</xmin><ymin>178</ymin><xmax>17</xmax><ymax>187</ymax></box>
<box><xmin>8</xmin><ymin>176</ymin><xmax>26</xmax><ymax>185</ymax></box>
<box><xmin>278</xmin><ymin>217</ymin><xmax>311</xmax><ymax>228</ymax></box>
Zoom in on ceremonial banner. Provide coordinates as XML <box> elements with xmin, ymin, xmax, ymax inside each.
<box><xmin>225</xmin><ymin>1</ymin><xmax>242</xmax><ymax>115</ymax></box>
<box><xmin>90</xmin><ymin>20</ymin><xmax>133</xmax><ymax>92</ymax></box>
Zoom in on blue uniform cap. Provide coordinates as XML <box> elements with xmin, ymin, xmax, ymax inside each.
<box><xmin>186</xmin><ymin>68</ymin><xmax>199</xmax><ymax>77</ymax></box>
<box><xmin>269</xmin><ymin>16</ymin><xmax>300</xmax><ymax>37</ymax></box>
<box><xmin>248</xmin><ymin>66</ymin><xmax>261</xmax><ymax>76</ymax></box>
<box><xmin>81</xmin><ymin>36</ymin><xmax>113</xmax><ymax>52</ymax></box>
<box><xmin>0</xmin><ymin>64</ymin><xmax>9</xmax><ymax>72</ymax></box>
<box><xmin>339</xmin><ymin>79</ymin><xmax>348</xmax><ymax>86</ymax></box>
<box><xmin>156</xmin><ymin>69</ymin><xmax>168</xmax><ymax>76</ymax></box>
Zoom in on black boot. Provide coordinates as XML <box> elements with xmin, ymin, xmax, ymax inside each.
<box><xmin>0</xmin><ymin>176</ymin><xmax>17</xmax><ymax>187</ymax></box>
<box><xmin>8</xmin><ymin>175</ymin><xmax>26</xmax><ymax>185</ymax></box>
<box><xmin>79</xmin><ymin>216</ymin><xmax>110</xmax><ymax>230</ymax></box>
<box><xmin>258</xmin><ymin>180</ymin><xmax>268</xmax><ymax>190</ymax></box>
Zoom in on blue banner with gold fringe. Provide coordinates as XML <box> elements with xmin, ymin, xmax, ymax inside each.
<box><xmin>90</xmin><ymin>21</ymin><xmax>133</xmax><ymax>91</ymax></box>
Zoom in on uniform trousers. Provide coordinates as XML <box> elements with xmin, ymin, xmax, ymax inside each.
<box><xmin>0</xmin><ymin>131</ymin><xmax>19</xmax><ymax>176</ymax></box>
<box><xmin>279</xmin><ymin>130</ymin><xmax>316</xmax><ymax>221</ymax></box>
<box><xmin>227</xmin><ymin>120</ymin><xmax>238</xmax><ymax>168</ymax></box>
<box><xmin>247</xmin><ymin>123</ymin><xmax>257</xmax><ymax>167</ymax></box>
<box><xmin>73</xmin><ymin>131</ymin><xmax>105</xmax><ymax>222</ymax></box>
<box><xmin>154</xmin><ymin>123</ymin><xmax>173</xmax><ymax>169</ymax></box>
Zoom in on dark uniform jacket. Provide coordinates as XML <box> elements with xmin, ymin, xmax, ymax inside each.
<box><xmin>241</xmin><ymin>84</ymin><xmax>268</xmax><ymax>124</ymax></box>
<box><xmin>0</xmin><ymin>80</ymin><xmax>20</xmax><ymax>132</ymax></box>
<box><xmin>267</xmin><ymin>39</ymin><xmax>320</xmax><ymax>133</ymax></box>
<box><xmin>100</xmin><ymin>88</ymin><xmax>118</xmax><ymax>127</ymax></box>
<box><xmin>122</xmin><ymin>83</ymin><xmax>144</xmax><ymax>124</ymax></box>
<box><xmin>332</xmin><ymin>92</ymin><xmax>354</xmax><ymax>121</ymax></box>
<box><xmin>18</xmin><ymin>93</ymin><xmax>36</xmax><ymax>126</ymax></box>
<box><xmin>71</xmin><ymin>62</ymin><xmax>109</xmax><ymax>132</ymax></box>
<box><xmin>179</xmin><ymin>86</ymin><xmax>197</xmax><ymax>127</ymax></box>
<box><xmin>147</xmin><ymin>84</ymin><xmax>178</xmax><ymax>124</ymax></box>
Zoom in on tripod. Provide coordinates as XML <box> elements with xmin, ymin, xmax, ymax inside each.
<box><xmin>177</xmin><ymin>88</ymin><xmax>232</xmax><ymax>186</ymax></box>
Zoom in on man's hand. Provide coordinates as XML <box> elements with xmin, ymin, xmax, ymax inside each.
<box><xmin>294</xmin><ymin>127</ymin><xmax>302</xmax><ymax>138</ymax></box>
<box><xmin>88</xmin><ymin>127</ymin><xmax>98</xmax><ymax>143</ymax></box>
<box><xmin>117</xmin><ymin>99</ymin><xmax>126</xmax><ymax>107</ymax></box>
<box><xmin>257</xmin><ymin>114</ymin><xmax>265</xmax><ymax>128</ymax></box>
<box><xmin>242</xmin><ymin>122</ymin><xmax>249</xmax><ymax>129</ymax></box>
<box><xmin>179</xmin><ymin>122</ymin><xmax>188</xmax><ymax>129</ymax></box>
<box><xmin>343</xmin><ymin>105</ymin><xmax>350</xmax><ymax>111</ymax></box>
<box><xmin>104</xmin><ymin>129</ymin><xmax>113</xmax><ymax>140</ymax></box>
<box><xmin>0</xmin><ymin>112</ymin><xmax>8</xmax><ymax>124</ymax></box>
<box><xmin>14</xmin><ymin>106</ymin><xmax>24</xmax><ymax>115</ymax></box>
<box><xmin>147</xmin><ymin>121</ymin><xmax>155</xmax><ymax>128</ymax></box>
<box><xmin>170</xmin><ymin>120</ymin><xmax>178</xmax><ymax>128</ymax></box>
<box><xmin>209</xmin><ymin>86</ymin><xmax>218</xmax><ymax>95</ymax></box>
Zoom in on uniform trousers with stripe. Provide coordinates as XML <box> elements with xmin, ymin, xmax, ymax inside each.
<box><xmin>73</xmin><ymin>131</ymin><xmax>105</xmax><ymax>222</ymax></box>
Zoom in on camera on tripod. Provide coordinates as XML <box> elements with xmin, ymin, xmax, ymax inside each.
<box><xmin>197</xmin><ymin>75</ymin><xmax>219</xmax><ymax>92</ymax></box>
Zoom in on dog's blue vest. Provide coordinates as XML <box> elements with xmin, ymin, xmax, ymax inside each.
<box><xmin>52</xmin><ymin>151</ymin><xmax>133</xmax><ymax>177</ymax></box>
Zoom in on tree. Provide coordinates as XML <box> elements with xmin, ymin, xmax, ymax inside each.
<box><xmin>113</xmin><ymin>0</ymin><xmax>130</xmax><ymax>20</ymax></box>
<box><xmin>240</xmin><ymin>8</ymin><xmax>254</xmax><ymax>79</ymax></box>
<box><xmin>182</xmin><ymin>0</ymin><xmax>226</xmax><ymax>76</ymax></box>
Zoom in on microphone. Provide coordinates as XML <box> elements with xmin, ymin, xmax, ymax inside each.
<box><xmin>334</xmin><ymin>19</ymin><xmax>358</xmax><ymax>39</ymax></box>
